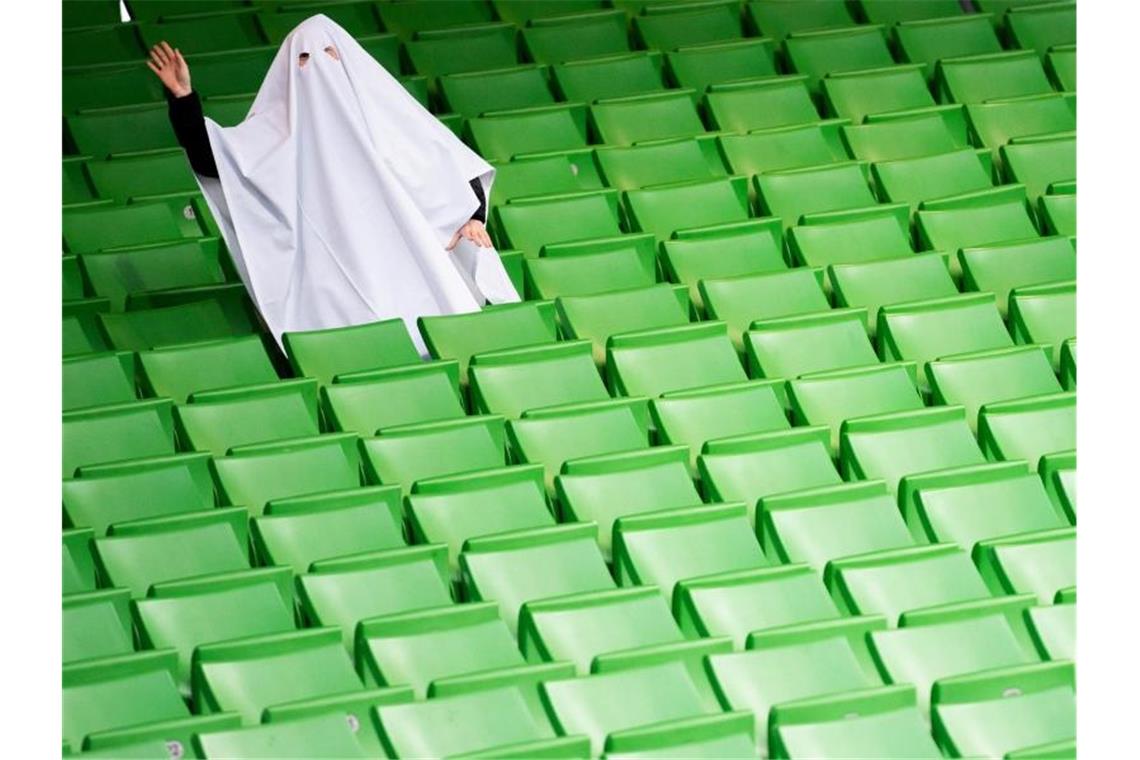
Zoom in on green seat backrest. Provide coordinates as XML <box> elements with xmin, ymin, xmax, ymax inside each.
<box><xmin>212</xmin><ymin>433</ymin><xmax>363</xmax><ymax>516</ymax></box>
<box><xmin>187</xmin><ymin>45</ymin><xmax>283</xmax><ymax>96</ymax></box>
<box><xmin>440</xmin><ymin>65</ymin><xmax>557</xmax><ymax>118</ymax></box>
<box><xmin>297</xmin><ymin>546</ymin><xmax>452</xmax><ymax>651</ymax></box>
<box><xmin>99</xmin><ymin>295</ymin><xmax>258</xmax><ymax>351</ymax></box>
<box><xmin>93</xmin><ymin>508</ymin><xmax>250</xmax><ymax>598</ymax></box>
<box><xmin>85</xmin><ymin>152</ymin><xmax>198</xmax><ymax>202</ymax></box>
<box><xmin>252</xmin><ymin>485</ymin><xmax>405</xmax><ymax>573</ymax></box>
<box><xmin>701</xmin><ymin>268</ymin><xmax>830</xmax><ymax>350</ymax></box>
<box><xmin>1045</xmin><ymin>44</ymin><xmax>1075</xmax><ymax>92</ymax></box>
<box><xmin>524</xmin><ymin>246</ymin><xmax>657</xmax><ymax>300</ymax></box>
<box><xmin>745</xmin><ymin>308</ymin><xmax>878</xmax><ymax>379</ymax></box>
<box><xmin>494</xmin><ymin>0</ymin><xmax>606</xmax><ymax>25</ymax></box>
<box><xmin>1008</xmin><ymin>2</ymin><xmax>1076</xmax><ymax>56</ymax></box>
<box><xmin>976</xmin><ymin>526</ymin><xmax>1076</xmax><ymax>605</ymax></box>
<box><xmin>705</xmin><ymin>76</ymin><xmax>820</xmax><ymax>132</ymax></box>
<box><xmin>596</xmin><ymin>139</ymin><xmax>726</xmax><ymax>192</ymax></box>
<box><xmin>1001</xmin><ymin>136</ymin><xmax>1076</xmax><ymax>203</ymax></box>
<box><xmin>138</xmin><ymin>335</ymin><xmax>278</xmax><ymax>403</ymax></box>
<box><xmin>719</xmin><ymin>125</ymin><xmax>844</xmax><ymax>178</ymax></box>
<box><xmin>63</xmin><ymin>351</ymin><xmax>136</xmax><ymax>412</ymax></box>
<box><xmin>607</xmin><ymin>322</ymin><xmax>748</xmax><ymax>397</ymax></box>
<box><xmin>559</xmin><ymin>284</ymin><xmax>691</xmax><ymax>364</ymax></box>
<box><xmin>377</xmin><ymin>0</ymin><xmax>494</xmax><ymax>40</ymax></box>
<box><xmin>959</xmin><ymin>236</ymin><xmax>1075</xmax><ymax>317</ymax></box>
<box><xmin>67</xmin><ymin>103</ymin><xmax>182</xmax><ymax>156</ymax></box>
<box><xmin>80</xmin><ymin>240</ymin><xmax>226</xmax><ymax>311</ymax></box>
<box><xmin>785</xmin><ymin>25</ymin><xmax>895</xmax><ymax>93</ymax></box>
<box><xmin>666</xmin><ymin>38</ymin><xmax>778</xmax><ymax>92</ymax></box>
<box><xmin>662</xmin><ymin>219</ymin><xmax>787</xmax><ymax>308</ymax></box>
<box><xmin>470</xmin><ymin>341</ymin><xmax>609</xmax><ymax>418</ymax></box>
<box><xmin>896</xmin><ymin>15</ymin><xmax>1003</xmax><ymax>80</ymax></box>
<box><xmin>872</xmin><ymin>149</ymin><xmax>995</xmax><ymax>210</ymax></box>
<box><xmin>461</xmin><ymin>523</ymin><xmax>617</xmax><ymax>634</ymax></box>
<box><xmin>63</xmin><ymin>588</ymin><xmax>134</xmax><ymax>664</ymax></box>
<box><xmin>519</xmin><ymin>586</ymin><xmax>683</xmax><ymax>674</ymax></box>
<box><xmin>927</xmin><ymin>344</ymin><xmax>1062</xmax><ymax>427</ymax></box>
<box><xmin>64</xmin><ymin>527</ymin><xmax>98</xmax><ymax>595</ymax></box>
<box><xmin>356</xmin><ymin>602</ymin><xmax>524</xmax><ymax>698</ymax></box>
<box><xmin>788</xmin><ymin>205</ymin><xmax>913</xmax><ymax>267</ymax></box>
<box><xmin>590</xmin><ymin>91</ymin><xmax>706</xmax><ymax>146</ymax></box>
<box><xmin>699</xmin><ymin>427</ymin><xmax>843</xmax><ymax>524</ymax></box>
<box><xmin>843</xmin><ymin>114</ymin><xmax>963</xmax><ymax>163</ymax></box>
<box><xmin>195</xmin><ymin>713</ymin><xmax>369</xmax><ymax>759</ymax></box>
<box><xmin>493</xmin><ymin>191</ymin><xmax>621</xmax><ymax>259</ymax></box>
<box><xmin>1008</xmin><ymin>282</ymin><xmax>1075</xmax><ymax>366</ymax></box>
<box><xmin>63</xmin><ymin>0</ymin><xmax>119</xmax><ymax>27</ymax></box>
<box><xmin>63</xmin><ymin>650</ymin><xmax>188</xmax><ymax>750</ymax></box>
<box><xmin>63</xmin><ymin>23</ymin><xmax>146</xmax><ymax>68</ymax></box>
<box><xmin>553</xmin><ymin>52</ymin><xmax>666</xmax><ymax>103</ymax></box>
<box><xmin>746</xmin><ymin>0</ymin><xmax>855</xmax><ymax>40</ymax></box>
<box><xmin>63</xmin><ymin>160</ymin><xmax>96</xmax><ymax>206</ymax></box>
<box><xmin>788</xmin><ymin>363</ymin><xmax>924</xmax><ymax>452</ymax></box>
<box><xmin>64</xmin><ymin>202</ymin><xmax>188</xmax><ymax>253</ymax></box>
<box><xmin>283</xmin><ymin>318</ymin><xmax>421</xmax><ymax>387</ymax></box>
<box><xmin>831</xmin><ymin>253</ymin><xmax>959</xmax><ymax>334</ymax></box>
<box><xmin>966</xmin><ymin>94</ymin><xmax>1075</xmax><ymax>152</ymax></box>
<box><xmin>839</xmin><ymin>407</ymin><xmax>986</xmax><ymax>497</ymax></box>
<box><xmin>878</xmin><ymin>294</ymin><xmax>1013</xmax><ymax>374</ymax></box>
<box><xmin>137</xmin><ymin>10</ymin><xmax>266</xmax><ymax>53</ymax></box>
<box><xmin>916</xmin><ymin>196</ymin><xmax>1040</xmax><ymax>252</ymax></box>
<box><xmin>556</xmin><ymin>446</ymin><xmax>701</xmax><ymax>559</ymax></box>
<box><xmin>259</xmin><ymin>4</ymin><xmax>384</xmax><ymax>43</ymax></box>
<box><xmin>978</xmin><ymin>392</ymin><xmax>1076</xmax><ymax>469</ymax></box>
<box><xmin>360</xmin><ymin>416</ymin><xmax>507</xmax><ymax>494</ymax></box>
<box><xmin>489</xmin><ymin>155</ymin><xmax>598</xmax><ymax>205</ymax></box>
<box><xmin>322</xmin><ymin>362</ymin><xmax>465</xmax><ymax>436</ymax></box>
<box><xmin>404</xmin><ymin>23</ymin><xmax>517</xmax><ymax>77</ymax></box>
<box><xmin>1025</xmin><ymin>602</ymin><xmax>1074</xmax><ymax>661</ymax></box>
<box><xmin>936</xmin><ymin>50</ymin><xmax>1054</xmax><ymax>104</ymax></box>
<box><xmin>632</xmin><ymin>2</ymin><xmax>743</xmax><ymax>49</ymax></box>
<box><xmin>419</xmin><ymin>302</ymin><xmax>559</xmax><ymax>380</ymax></box>
<box><xmin>625</xmin><ymin>178</ymin><xmax>752</xmax><ymax>242</ymax></box>
<box><xmin>822</xmin><ymin>64</ymin><xmax>934</xmax><ymax>123</ymax></box>
<box><xmin>408</xmin><ymin>465</ymin><xmax>554</xmax><ymax>575</ymax></box>
<box><xmin>63</xmin><ymin>399</ymin><xmax>175</xmax><ymax>477</ymax></box>
<box><xmin>857</xmin><ymin>0</ymin><xmax>964</xmax><ymax>25</ymax></box>
<box><xmin>64</xmin><ymin>452</ymin><xmax>215</xmax><ymax>536</ymax></box>
<box><xmin>614</xmin><ymin>503</ymin><xmax>768</xmax><ymax>603</ymax></box>
<box><xmin>175</xmin><ymin>379</ymin><xmax>320</xmax><ymax>457</ymax></box>
<box><xmin>825</xmin><ymin>544</ymin><xmax>990</xmax><ymax>623</ymax></box>
<box><xmin>521</xmin><ymin>9</ymin><xmax>631</xmax><ymax>64</ymax></box>
<box><xmin>468</xmin><ymin>105</ymin><xmax>589</xmax><ymax>161</ymax></box>
<box><xmin>756</xmin><ymin>162</ymin><xmax>877</xmax><ymax>229</ymax></box>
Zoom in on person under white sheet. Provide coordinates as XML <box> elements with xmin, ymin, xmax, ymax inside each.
<box><xmin>146</xmin><ymin>15</ymin><xmax>520</xmax><ymax>356</ymax></box>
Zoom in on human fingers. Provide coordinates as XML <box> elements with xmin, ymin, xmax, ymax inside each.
<box><xmin>154</xmin><ymin>43</ymin><xmax>171</xmax><ymax>66</ymax></box>
<box><xmin>146</xmin><ymin>59</ymin><xmax>162</xmax><ymax>76</ymax></box>
<box><xmin>477</xmin><ymin>227</ymin><xmax>493</xmax><ymax>248</ymax></box>
<box><xmin>161</xmin><ymin>41</ymin><xmax>177</xmax><ymax>62</ymax></box>
<box><xmin>175</xmin><ymin>49</ymin><xmax>187</xmax><ymax>69</ymax></box>
<box><xmin>149</xmin><ymin>46</ymin><xmax>167</xmax><ymax>68</ymax></box>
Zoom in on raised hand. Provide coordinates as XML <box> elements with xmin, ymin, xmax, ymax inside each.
<box><xmin>146</xmin><ymin>41</ymin><xmax>192</xmax><ymax>98</ymax></box>
<box><xmin>447</xmin><ymin>219</ymin><xmax>494</xmax><ymax>250</ymax></box>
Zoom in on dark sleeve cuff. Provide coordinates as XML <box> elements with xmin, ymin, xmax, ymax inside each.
<box><xmin>469</xmin><ymin>178</ymin><xmax>487</xmax><ymax>223</ymax></box>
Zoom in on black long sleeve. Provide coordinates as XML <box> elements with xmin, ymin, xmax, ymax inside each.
<box><xmin>468</xmin><ymin>177</ymin><xmax>487</xmax><ymax>223</ymax></box>
<box><xmin>166</xmin><ymin>89</ymin><xmax>218</xmax><ymax>178</ymax></box>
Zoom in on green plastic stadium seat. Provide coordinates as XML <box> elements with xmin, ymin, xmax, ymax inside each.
<box><xmin>137</xmin><ymin>10</ymin><xmax>266</xmax><ymax>54</ymax></box>
<box><xmin>916</xmin><ymin>195</ymin><xmax>1040</xmax><ymax>253</ymax></box>
<box><xmin>1041</xmin><ymin>451</ymin><xmax>1076</xmax><ymax>526</ymax></box>
<box><xmin>63</xmin><ymin>0</ymin><xmax>119</xmax><ymax>27</ymax></box>
<box><xmin>896</xmin><ymin>15</ymin><xmax>1003</xmax><ymax>81</ymax></box>
<box><xmin>63</xmin><ymin>399</ymin><xmax>175</xmax><ymax>477</ymax></box>
<box><xmin>63</xmin><ymin>159</ymin><xmax>95</xmax><ymax>206</ymax></box>
<box><xmin>213</xmin><ymin>433</ymin><xmax>363</xmax><ymax>516</ymax></box>
<box><xmin>360</xmin><ymin>415</ymin><xmax>507</xmax><ymax>493</ymax></box>
<box><xmin>872</xmin><ymin>149</ymin><xmax>1002</xmax><ymax>211</ymax></box>
<box><xmin>661</xmin><ymin>220</ymin><xmax>787</xmax><ymax>309</ymax></box>
<box><xmin>64</xmin><ymin>299</ymin><xmax>113</xmax><ymax>357</ymax></box>
<box><xmin>1001</xmin><ymin>136</ymin><xmax>1076</xmax><ymax>203</ymax></box>
<box><xmin>825</xmin><ymin>544</ymin><xmax>991</xmax><ymax>624</ymax></box>
<box><xmin>377</xmin><ymin>0</ymin><xmax>494</xmax><ymax>40</ymax></box>
<box><xmin>702</xmin><ymin>269</ymin><xmax>830</xmax><ymax>350</ymax></box>
<box><xmin>521</xmin><ymin>10</ymin><xmax>632</xmax><ymax>64</ymax></box>
<box><xmin>700</xmin><ymin>428</ymin><xmax>842</xmax><ymax>524</ymax></box>
<box><xmin>62</xmin><ymin>62</ymin><xmax>164</xmax><ymax>112</ymax></box>
<box><xmin>439</xmin><ymin>65</ymin><xmax>557</xmax><ymax>119</ymax></box>
<box><xmin>491</xmin><ymin>155</ymin><xmax>602</xmax><ymax>206</ymax></box>
<box><xmin>666</xmin><ymin>38</ymin><xmax>778</xmax><ymax>92</ymax></box>
<box><xmin>675</xmin><ymin>564</ymin><xmax>842</xmax><ymax>644</ymax></box>
<box><xmin>1045</xmin><ymin>43</ymin><xmax>1075</xmax><ymax>92</ymax></box>
<box><xmin>1038</xmin><ymin>186</ymin><xmax>1075</xmax><ymax>234</ymax></box>
<box><xmin>63</xmin><ymin>650</ymin><xmax>189</xmax><ymax>750</ymax></box>
<box><xmin>134</xmin><ymin>567</ymin><xmax>296</xmax><ymax>688</ymax></box>
<box><xmin>709</xmin><ymin>616</ymin><xmax>885</xmax><ymax>756</ymax></box>
<box><xmin>63</xmin><ymin>24</ymin><xmax>146</xmax><ymax>68</ymax></box>
<box><xmin>839</xmin><ymin>407</ymin><xmax>986</xmax><ymax>498</ymax></box>
<box><xmin>651</xmin><ymin>380</ymin><xmax>789</xmax><ymax>467</ymax></box>
<box><xmin>788</xmin><ymin>363</ymin><xmax>924</xmax><ymax>452</ymax></box>
<box><xmin>493</xmin><ymin>0</ymin><xmax>607</xmax><ymax>25</ymax></box>
<box><xmin>553</xmin><ymin>52</ymin><xmax>666</xmax><ymax>103</ymax></box>
<box><xmin>258</xmin><ymin>2</ymin><xmax>384</xmax><ymax>42</ymax></box>
<box><xmin>507</xmin><ymin>399</ymin><xmax>652</xmax><ymax>491</ymax></box>
<box><xmin>252</xmin><ymin>485</ymin><xmax>405</xmax><ymax>574</ymax></box>
<box><xmin>927</xmin><ymin>346</ymin><xmax>1062</xmax><ymax>429</ymax></box>
<box><xmin>877</xmin><ymin>294</ymin><xmax>1013</xmax><ymax>377</ymax></box>
<box><xmin>704</xmin><ymin>76</ymin><xmax>821</xmax><ymax>132</ymax></box>
<box><xmin>755</xmin><ymin>163</ymin><xmax>878</xmax><ymax>230</ymax></box>
<box><xmin>558</xmin><ymin>285</ymin><xmax>691</xmax><ymax>364</ymax></box>
<box><xmin>191</xmin><ymin>627</ymin><xmax>362</xmax><ymax>724</ymax></box>
<box><xmin>64</xmin><ymin>528</ymin><xmax>98</xmax><ymax>595</ymax></box>
<box><xmin>830</xmin><ymin>254</ymin><xmax>959</xmax><ymax>334</ymax></box>
<box><xmin>98</xmin><ymin>289</ymin><xmax>260</xmax><ymax>351</ymax></box>
<box><xmin>604</xmin><ymin>712</ymin><xmax>757</xmax><ymax>758</ymax></box>
<box><xmin>936</xmin><ymin>51</ymin><xmax>1054</xmax><ymax>104</ymax></box>
<box><xmin>633</xmin><ymin>1</ymin><xmax>744</xmax><ymax>49</ymax></box>
<box><xmin>524</xmin><ymin>246</ymin><xmax>657</xmax><ymax>300</ymax></box>
<box><xmin>174</xmin><ymin>379</ymin><xmax>320</xmax><ymax>457</ymax></box>
<box><xmin>1008</xmin><ymin>281</ymin><xmax>1075</xmax><ymax>368</ymax></box>
<box><xmin>284</xmin><ymin>318</ymin><xmax>421</xmax><ymax>387</ymax></box>
<box><xmin>137</xmin><ymin>336</ymin><xmax>275</xmax><ymax>404</ymax></box>
<box><xmin>461</xmin><ymin>523</ymin><xmax>616</xmax><ymax>634</ymax></box>
<box><xmin>356</xmin><ymin>602</ymin><xmax>526</xmax><ymax>697</ymax></box>
<box><xmin>322</xmin><ymin>362</ymin><xmax>465</xmax><ymax>435</ymax></box>
<box><xmin>404</xmin><ymin>23</ymin><xmax>518</xmax><ymax>78</ymax></box>
<box><xmin>931</xmin><ymin>662</ymin><xmax>1075</xmax><ymax>758</ymax></box>
<box><xmin>785</xmin><ymin>26</ymin><xmax>895</xmax><ymax>94</ymax></box>
<box><xmin>420</xmin><ymin>302</ymin><xmax>559</xmax><ymax>379</ymax></box>
<box><xmin>904</xmin><ymin>461</ymin><xmax>1066</xmax><ymax>550</ymax></box>
<box><xmin>79</xmin><ymin>241</ymin><xmax>228</xmax><ymax>312</ymax></box>
<box><xmin>857</xmin><ymin>0</ymin><xmax>964</xmax><ymax>25</ymax></box>
<box><xmin>960</xmin><ymin>237</ymin><xmax>1075</xmax><ymax>317</ymax></box>
<box><xmin>842</xmin><ymin>114</ymin><xmax>961</xmax><ymax>163</ymax></box>
<box><xmin>64</xmin><ymin>452</ymin><xmax>215</xmax><ymax>536</ymax></box>
<box><xmin>195</xmin><ymin>712</ymin><xmax>369</xmax><ymax>759</ymax></box>
<box><xmin>492</xmin><ymin>191</ymin><xmax>621</xmax><ymax>258</ymax></box>
<box><xmin>770</xmin><ymin>685</ymin><xmax>941</xmax><ymax>759</ymax></box>
<box><xmin>788</xmin><ymin>205</ymin><xmax>913</xmax><ymax>268</ymax></box>
<box><xmin>64</xmin><ymin>588</ymin><xmax>134</xmax><ymax>664</ymax></box>
<box><xmin>64</xmin><ymin>202</ymin><xmax>189</xmax><ymax>254</ymax></box>
<box><xmin>590</xmin><ymin>91</ymin><xmax>706</xmax><ymax>146</ymax></box>
<box><xmin>625</xmin><ymin>178</ymin><xmax>752</xmax><ymax>242</ymax></box>
<box><xmin>519</xmin><ymin>587</ymin><xmax>683</xmax><ymax>674</ymax></box>
<box><xmin>821</xmin><ymin>64</ymin><xmax>935</xmax><ymax>124</ymax></box>
<box><xmin>63</xmin><ymin>254</ymin><xmax>87</xmax><ymax>301</ymax></box>
<box><xmin>297</xmin><ymin>546</ymin><xmax>452</xmax><ymax>650</ymax></box>
<box><xmin>745</xmin><ymin>308</ymin><xmax>878</xmax><ymax>379</ymax></box>
<box><xmin>556</xmin><ymin>446</ymin><xmax>702</xmax><ymax>559</ymax></box>
<box><xmin>186</xmin><ymin>45</ymin><xmax>284</xmax><ymax>97</ymax></box>
<box><xmin>614</xmin><ymin>503</ymin><xmax>768</xmax><ymax>601</ymax></box>
<box><xmin>408</xmin><ymin>465</ymin><xmax>554</xmax><ymax>575</ymax></box>
<box><xmin>63</xmin><ymin>352</ymin><xmax>136</xmax><ymax>412</ymax></box>
<box><xmin>85</xmin><ymin>152</ymin><xmax>197</xmax><ymax>203</ymax></box>
<box><xmin>607</xmin><ymin>323</ymin><xmax>747</xmax><ymax>397</ymax></box>
<box><xmin>93</xmin><ymin>508</ymin><xmax>250</xmax><ymax>598</ymax></box>
<box><xmin>1026</xmin><ymin>602</ymin><xmax>1074</xmax><ymax>660</ymax></box>
<box><xmin>746</xmin><ymin>0</ymin><xmax>856</xmax><ymax>40</ymax></box>
<box><xmin>1059</xmin><ymin>338</ymin><xmax>1076</xmax><ymax>390</ymax></box>
<box><xmin>1008</xmin><ymin>2</ymin><xmax>1076</xmax><ymax>56</ymax></box>
<box><xmin>719</xmin><ymin>125</ymin><xmax>846</xmax><ymax>178</ymax></box>
<box><xmin>978</xmin><ymin>392</ymin><xmax>1076</xmax><ymax>469</ymax></box>
<box><xmin>966</xmin><ymin>94</ymin><xmax>1075</xmax><ymax>152</ymax></box>
<box><xmin>760</xmin><ymin>481</ymin><xmax>915</xmax><ymax>573</ymax></box>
